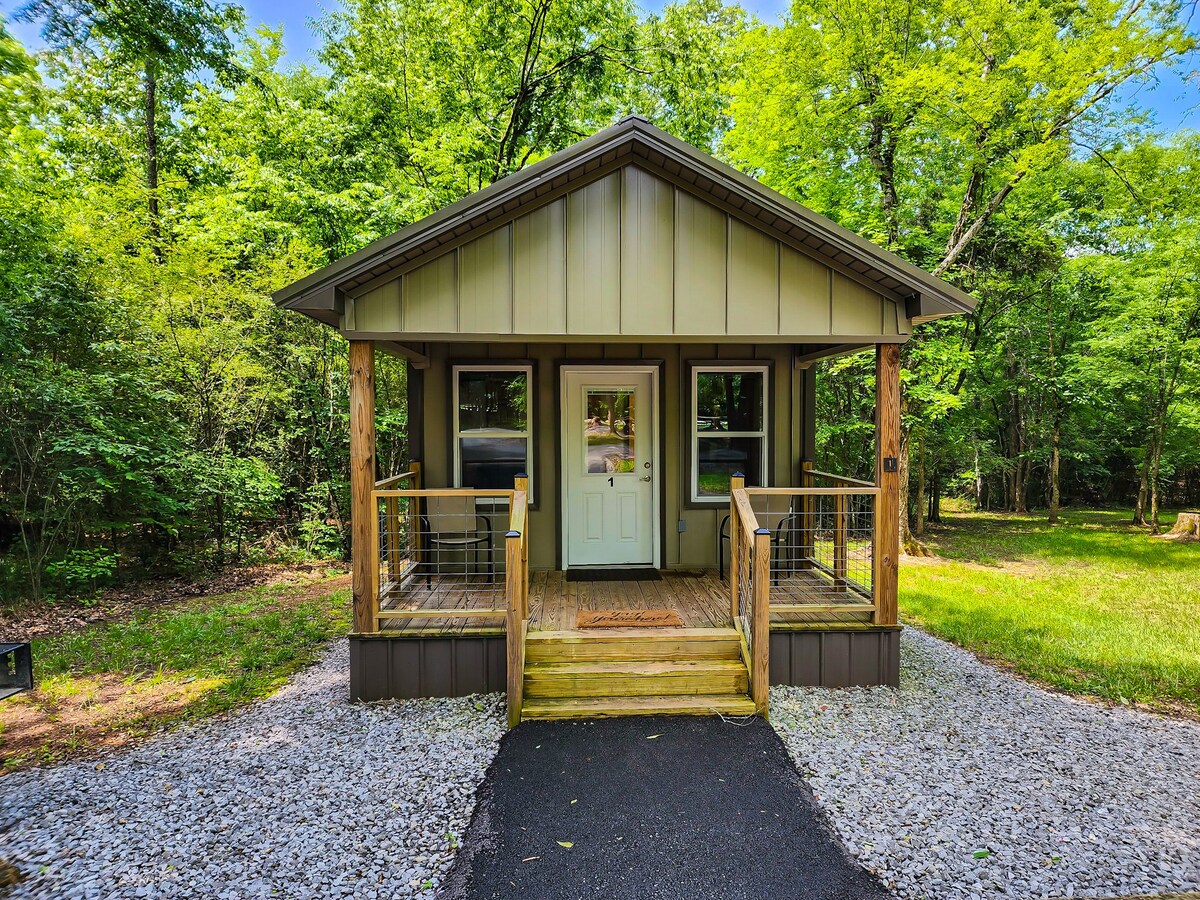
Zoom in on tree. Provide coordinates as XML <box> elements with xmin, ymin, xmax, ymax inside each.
<box><xmin>725</xmin><ymin>0</ymin><xmax>1194</xmax><ymax>542</ymax></box>
<box><xmin>316</xmin><ymin>0</ymin><xmax>639</xmax><ymax>211</ymax></box>
<box><xmin>1075</xmin><ymin>139</ymin><xmax>1200</xmax><ymax>531</ymax></box>
<box><xmin>18</xmin><ymin>0</ymin><xmax>248</xmax><ymax>248</ymax></box>
<box><xmin>631</xmin><ymin>0</ymin><xmax>750</xmax><ymax>151</ymax></box>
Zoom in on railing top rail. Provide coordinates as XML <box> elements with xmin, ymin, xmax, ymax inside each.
<box><xmin>804</xmin><ymin>469</ymin><xmax>877</xmax><ymax>488</ymax></box>
<box><xmin>508</xmin><ymin>490</ymin><xmax>528</xmax><ymax>536</ymax></box>
<box><xmin>372</xmin><ymin>488</ymin><xmax>517</xmax><ymax>499</ymax></box>
<box><xmin>374</xmin><ymin>467</ymin><xmax>421</xmax><ymax>490</ymax></box>
<box><xmin>745</xmin><ymin>486</ymin><xmax>881</xmax><ymax>496</ymax></box>
<box><xmin>731</xmin><ymin>488</ymin><xmax>760</xmax><ymax>534</ymax></box>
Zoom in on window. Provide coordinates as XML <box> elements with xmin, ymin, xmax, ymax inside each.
<box><xmin>691</xmin><ymin>365</ymin><xmax>768</xmax><ymax>501</ymax></box>
<box><xmin>453</xmin><ymin>366</ymin><xmax>532</xmax><ymax>498</ymax></box>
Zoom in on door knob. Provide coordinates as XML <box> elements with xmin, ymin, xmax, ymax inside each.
<box><xmin>640</xmin><ymin>475</ymin><xmax>651</xmax><ymax>482</ymax></box>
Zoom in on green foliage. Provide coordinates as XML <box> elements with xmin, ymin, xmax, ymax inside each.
<box><xmin>630</xmin><ymin>0</ymin><xmax>750</xmax><ymax>149</ymax></box>
<box><xmin>725</xmin><ymin>0</ymin><xmax>1198</xmax><ymax>528</ymax></box>
<box><xmin>0</xmin><ymin>0</ymin><xmax>1197</xmax><ymax>603</ymax></box>
<box><xmin>45</xmin><ymin>548</ymin><xmax>120</xmax><ymax>592</ymax></box>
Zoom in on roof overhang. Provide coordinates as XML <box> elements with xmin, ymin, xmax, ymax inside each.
<box><xmin>275</xmin><ymin>117</ymin><xmax>976</xmax><ymax>325</ymax></box>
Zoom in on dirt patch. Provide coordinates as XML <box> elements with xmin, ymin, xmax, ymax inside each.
<box><xmin>0</xmin><ymin>571</ymin><xmax>351</xmax><ymax>773</ymax></box>
<box><xmin>0</xmin><ymin>561</ymin><xmax>347</xmax><ymax>641</ymax></box>
<box><xmin>1</xmin><ymin>672</ymin><xmax>226</xmax><ymax>771</ymax></box>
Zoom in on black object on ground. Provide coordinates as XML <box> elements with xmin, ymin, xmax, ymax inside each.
<box><xmin>439</xmin><ymin>715</ymin><xmax>893</xmax><ymax>900</ymax></box>
<box><xmin>565</xmin><ymin>568</ymin><xmax>662</xmax><ymax>582</ymax></box>
<box><xmin>0</xmin><ymin>642</ymin><xmax>32</xmax><ymax>701</ymax></box>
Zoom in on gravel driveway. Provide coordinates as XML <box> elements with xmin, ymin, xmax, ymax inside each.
<box><xmin>0</xmin><ymin>640</ymin><xmax>505</xmax><ymax>899</ymax></box>
<box><xmin>772</xmin><ymin>628</ymin><xmax>1200</xmax><ymax>900</ymax></box>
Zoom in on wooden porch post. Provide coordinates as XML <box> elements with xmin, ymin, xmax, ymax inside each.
<box><xmin>874</xmin><ymin>343</ymin><xmax>901</xmax><ymax>626</ymax></box>
<box><xmin>349</xmin><ymin>340</ymin><xmax>377</xmax><ymax>634</ymax></box>
<box><xmin>751</xmin><ymin>527</ymin><xmax>771</xmax><ymax>716</ymax></box>
<box><xmin>729</xmin><ymin>473</ymin><xmax>744</xmax><ymax>620</ymax></box>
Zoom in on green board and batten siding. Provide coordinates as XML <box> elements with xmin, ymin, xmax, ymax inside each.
<box><xmin>346</xmin><ymin>166</ymin><xmax>910</xmax><ymax>342</ymax></box>
<box><xmin>412</xmin><ymin>341</ymin><xmax>809</xmax><ymax>573</ymax></box>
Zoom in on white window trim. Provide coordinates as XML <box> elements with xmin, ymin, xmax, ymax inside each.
<box><xmin>690</xmin><ymin>364</ymin><xmax>769</xmax><ymax>503</ymax></box>
<box><xmin>452</xmin><ymin>364</ymin><xmax>533</xmax><ymax>502</ymax></box>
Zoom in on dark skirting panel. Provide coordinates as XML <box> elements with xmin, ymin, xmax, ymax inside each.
<box><xmin>769</xmin><ymin>628</ymin><xmax>900</xmax><ymax>688</ymax></box>
<box><xmin>349</xmin><ymin>635</ymin><xmax>507</xmax><ymax>701</ymax></box>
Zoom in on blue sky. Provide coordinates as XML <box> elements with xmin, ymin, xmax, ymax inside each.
<box><xmin>5</xmin><ymin>0</ymin><xmax>1195</xmax><ymax>131</ymax></box>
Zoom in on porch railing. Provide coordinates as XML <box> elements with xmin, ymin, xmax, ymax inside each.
<box><xmin>506</xmin><ymin>476</ymin><xmax>529</xmax><ymax>728</ymax></box>
<box><xmin>745</xmin><ymin>484</ymin><xmax>879</xmax><ymax>617</ymax></box>
<box><xmin>729</xmin><ymin>476</ymin><xmax>770</xmax><ymax>715</ymax></box>
<box><xmin>730</xmin><ymin>469</ymin><xmax>887</xmax><ymax>715</ymax></box>
<box><xmin>368</xmin><ymin>465</ymin><xmax>530</xmax><ymax>725</ymax></box>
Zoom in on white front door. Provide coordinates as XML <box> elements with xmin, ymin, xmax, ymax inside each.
<box><xmin>562</xmin><ymin>367</ymin><xmax>658</xmax><ymax>568</ymax></box>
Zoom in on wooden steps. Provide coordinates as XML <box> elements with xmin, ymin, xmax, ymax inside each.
<box><xmin>521</xmin><ymin>627</ymin><xmax>754</xmax><ymax>720</ymax></box>
<box><xmin>522</xmin><ymin>694</ymin><xmax>758</xmax><ymax>719</ymax></box>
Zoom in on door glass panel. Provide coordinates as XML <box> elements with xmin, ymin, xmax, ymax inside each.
<box><xmin>585</xmin><ymin>389</ymin><xmax>636</xmax><ymax>474</ymax></box>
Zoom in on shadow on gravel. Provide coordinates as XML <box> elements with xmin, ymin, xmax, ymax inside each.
<box><xmin>438</xmin><ymin>715</ymin><xmax>891</xmax><ymax>900</ymax></box>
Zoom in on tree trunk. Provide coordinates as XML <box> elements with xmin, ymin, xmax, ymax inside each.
<box><xmin>144</xmin><ymin>62</ymin><xmax>160</xmax><ymax>253</ymax></box>
<box><xmin>1048</xmin><ymin>422</ymin><xmax>1061</xmax><ymax>524</ymax></box>
<box><xmin>915</xmin><ymin>430</ymin><xmax>926</xmax><ymax>538</ymax></box>
<box><xmin>974</xmin><ymin>445</ymin><xmax>983</xmax><ymax>510</ymax></box>
<box><xmin>1148</xmin><ymin>437</ymin><xmax>1165</xmax><ymax>534</ymax></box>
<box><xmin>214</xmin><ymin>493</ymin><xmax>225</xmax><ymax>565</ymax></box>
<box><xmin>1015</xmin><ymin>459</ymin><xmax>1029</xmax><ymax>514</ymax></box>
<box><xmin>866</xmin><ymin>114</ymin><xmax>900</xmax><ymax>247</ymax></box>
<box><xmin>930</xmin><ymin>467</ymin><xmax>942</xmax><ymax>524</ymax></box>
<box><xmin>1161</xmin><ymin>511</ymin><xmax>1200</xmax><ymax>541</ymax></box>
<box><xmin>1134</xmin><ymin>454</ymin><xmax>1150</xmax><ymax>526</ymax></box>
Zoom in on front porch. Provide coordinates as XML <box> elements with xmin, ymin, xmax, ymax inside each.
<box><xmin>345</xmin><ymin>341</ymin><xmax>902</xmax><ymax>722</ymax></box>
<box><xmin>350</xmin><ymin>355</ymin><xmax>901</xmax><ymax>722</ymax></box>
<box><xmin>379</xmin><ymin>568</ymin><xmax>878</xmax><ymax>636</ymax></box>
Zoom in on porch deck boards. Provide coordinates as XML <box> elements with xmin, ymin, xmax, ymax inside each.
<box><xmin>378</xmin><ymin>569</ymin><xmax>874</xmax><ymax>637</ymax></box>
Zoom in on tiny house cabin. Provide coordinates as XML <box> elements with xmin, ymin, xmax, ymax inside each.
<box><xmin>275</xmin><ymin>117</ymin><xmax>974</xmax><ymax>722</ymax></box>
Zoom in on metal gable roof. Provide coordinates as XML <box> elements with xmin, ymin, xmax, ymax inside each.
<box><xmin>274</xmin><ymin>116</ymin><xmax>976</xmax><ymax>325</ymax></box>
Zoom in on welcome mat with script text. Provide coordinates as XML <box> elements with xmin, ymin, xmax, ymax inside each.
<box><xmin>576</xmin><ymin>609</ymin><xmax>683</xmax><ymax>628</ymax></box>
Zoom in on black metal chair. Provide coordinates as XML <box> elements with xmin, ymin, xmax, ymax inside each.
<box><xmin>719</xmin><ymin>510</ymin><xmax>804</xmax><ymax>583</ymax></box>
<box><xmin>420</xmin><ymin>496</ymin><xmax>494</xmax><ymax>588</ymax></box>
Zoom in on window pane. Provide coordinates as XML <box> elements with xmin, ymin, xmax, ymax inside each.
<box><xmin>460</xmin><ymin>437</ymin><xmax>527</xmax><ymax>489</ymax></box>
<box><xmin>585</xmin><ymin>389</ymin><xmax>636</xmax><ymax>474</ymax></box>
<box><xmin>696</xmin><ymin>371</ymin><xmax>764</xmax><ymax>433</ymax></box>
<box><xmin>696</xmin><ymin>437</ymin><xmax>763</xmax><ymax>496</ymax></box>
<box><xmin>458</xmin><ymin>371</ymin><xmax>527</xmax><ymax>433</ymax></box>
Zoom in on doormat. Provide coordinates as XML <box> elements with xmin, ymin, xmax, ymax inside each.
<box><xmin>566</xmin><ymin>568</ymin><xmax>662</xmax><ymax>582</ymax></box>
<box><xmin>577</xmin><ymin>609</ymin><xmax>683</xmax><ymax>628</ymax></box>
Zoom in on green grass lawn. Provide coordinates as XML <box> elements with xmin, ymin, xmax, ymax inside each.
<box><xmin>901</xmin><ymin>508</ymin><xmax>1200</xmax><ymax>716</ymax></box>
<box><xmin>1</xmin><ymin>573</ymin><xmax>350</xmax><ymax>771</ymax></box>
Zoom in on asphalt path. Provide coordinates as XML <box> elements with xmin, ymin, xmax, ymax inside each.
<box><xmin>439</xmin><ymin>714</ymin><xmax>893</xmax><ymax>900</ymax></box>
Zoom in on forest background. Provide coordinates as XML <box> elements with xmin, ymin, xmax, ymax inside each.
<box><xmin>1</xmin><ymin>0</ymin><xmax>1197</xmax><ymax>601</ymax></box>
